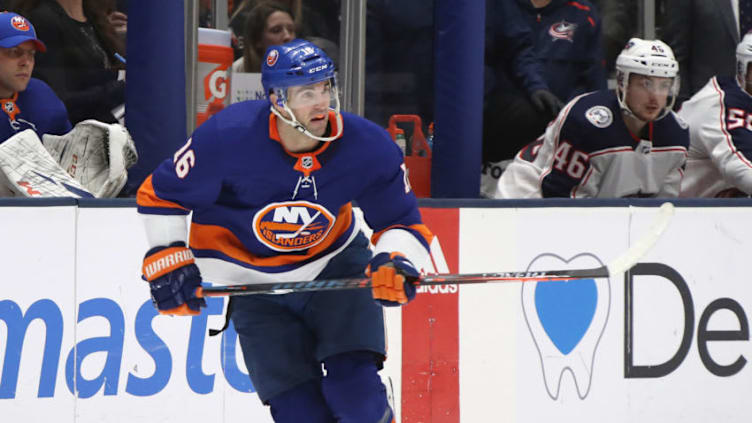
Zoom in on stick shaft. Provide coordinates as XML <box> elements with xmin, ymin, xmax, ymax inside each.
<box><xmin>198</xmin><ymin>202</ymin><xmax>674</xmax><ymax>298</ymax></box>
<box><xmin>197</xmin><ymin>266</ymin><xmax>609</xmax><ymax>297</ymax></box>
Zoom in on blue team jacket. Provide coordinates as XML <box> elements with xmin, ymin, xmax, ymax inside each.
<box><xmin>515</xmin><ymin>0</ymin><xmax>607</xmax><ymax>101</ymax></box>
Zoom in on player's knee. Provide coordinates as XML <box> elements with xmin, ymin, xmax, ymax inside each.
<box><xmin>268</xmin><ymin>379</ymin><xmax>336</xmax><ymax>423</ymax></box>
<box><xmin>322</xmin><ymin>351</ymin><xmax>390</xmax><ymax>423</ymax></box>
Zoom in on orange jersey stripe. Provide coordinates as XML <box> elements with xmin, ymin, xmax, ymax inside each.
<box><xmin>189</xmin><ymin>203</ymin><xmax>354</xmax><ymax>268</ymax></box>
<box><xmin>137</xmin><ymin>175</ymin><xmax>189</xmax><ymax>211</ymax></box>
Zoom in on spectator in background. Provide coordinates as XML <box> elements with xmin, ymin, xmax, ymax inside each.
<box><xmin>481</xmin><ymin>0</ymin><xmax>566</xmax><ymax>197</ymax></box>
<box><xmin>106</xmin><ymin>0</ymin><xmax>126</xmax><ymax>45</ymax></box>
<box><xmin>663</xmin><ymin>0</ymin><xmax>739</xmax><ymax>107</ymax></box>
<box><xmin>230</xmin><ymin>0</ymin><xmax>338</xmax><ymax>61</ymax></box>
<box><xmin>519</xmin><ymin>0</ymin><xmax>606</xmax><ymax>104</ymax></box>
<box><xmin>485</xmin><ymin>0</ymin><xmax>605</xmax><ymax>156</ymax></box>
<box><xmin>11</xmin><ymin>0</ymin><xmax>126</xmax><ymax>124</ymax></box>
<box><xmin>679</xmin><ymin>33</ymin><xmax>752</xmax><ymax>198</ymax></box>
<box><xmin>231</xmin><ymin>0</ymin><xmax>300</xmax><ymax>41</ymax></box>
<box><xmin>592</xmin><ymin>0</ymin><xmax>637</xmax><ymax>74</ymax></box>
<box><xmin>232</xmin><ymin>1</ymin><xmax>296</xmax><ymax>73</ymax></box>
<box><xmin>495</xmin><ymin>39</ymin><xmax>688</xmax><ymax>198</ymax></box>
<box><xmin>0</xmin><ymin>11</ymin><xmax>70</xmax><ymax>142</ymax></box>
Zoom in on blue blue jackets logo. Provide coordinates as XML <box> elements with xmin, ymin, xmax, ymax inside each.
<box><xmin>252</xmin><ymin>201</ymin><xmax>335</xmax><ymax>252</ymax></box>
<box><xmin>549</xmin><ymin>20</ymin><xmax>577</xmax><ymax>42</ymax></box>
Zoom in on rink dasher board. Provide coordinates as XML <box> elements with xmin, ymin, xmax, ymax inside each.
<box><xmin>0</xmin><ymin>199</ymin><xmax>750</xmax><ymax>422</ymax></box>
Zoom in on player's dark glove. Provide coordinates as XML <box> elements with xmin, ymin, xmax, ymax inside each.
<box><xmin>142</xmin><ymin>241</ymin><xmax>206</xmax><ymax>316</ymax></box>
<box><xmin>366</xmin><ymin>252</ymin><xmax>419</xmax><ymax>307</ymax></box>
<box><xmin>530</xmin><ymin>89</ymin><xmax>564</xmax><ymax>118</ymax></box>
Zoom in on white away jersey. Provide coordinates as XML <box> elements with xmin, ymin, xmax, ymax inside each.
<box><xmin>496</xmin><ymin>89</ymin><xmax>689</xmax><ymax>198</ymax></box>
<box><xmin>679</xmin><ymin>76</ymin><xmax>752</xmax><ymax>197</ymax></box>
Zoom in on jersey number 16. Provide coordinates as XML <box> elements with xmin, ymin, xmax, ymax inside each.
<box><xmin>173</xmin><ymin>138</ymin><xmax>195</xmax><ymax>179</ymax></box>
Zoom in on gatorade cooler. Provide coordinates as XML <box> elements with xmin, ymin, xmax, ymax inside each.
<box><xmin>386</xmin><ymin>115</ymin><xmax>432</xmax><ymax>198</ymax></box>
<box><xmin>196</xmin><ymin>28</ymin><xmax>233</xmax><ymax>127</ymax></box>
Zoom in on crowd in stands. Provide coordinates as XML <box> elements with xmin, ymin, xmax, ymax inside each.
<box><xmin>10</xmin><ymin>0</ymin><xmax>126</xmax><ymax>124</ymax></box>
<box><xmin>1</xmin><ymin>0</ymin><xmax>751</xmax><ymax>200</ymax></box>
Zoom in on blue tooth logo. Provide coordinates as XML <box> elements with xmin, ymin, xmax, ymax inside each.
<box><xmin>521</xmin><ymin>253</ymin><xmax>611</xmax><ymax>400</ymax></box>
<box><xmin>535</xmin><ymin>279</ymin><xmax>597</xmax><ymax>355</ymax></box>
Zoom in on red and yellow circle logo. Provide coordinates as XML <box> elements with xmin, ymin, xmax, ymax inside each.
<box><xmin>252</xmin><ymin>201</ymin><xmax>335</xmax><ymax>252</ymax></box>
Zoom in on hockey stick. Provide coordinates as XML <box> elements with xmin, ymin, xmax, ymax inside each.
<box><xmin>197</xmin><ymin>202</ymin><xmax>674</xmax><ymax>298</ymax></box>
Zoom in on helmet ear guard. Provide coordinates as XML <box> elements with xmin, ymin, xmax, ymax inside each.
<box><xmin>615</xmin><ymin>38</ymin><xmax>680</xmax><ymax>120</ymax></box>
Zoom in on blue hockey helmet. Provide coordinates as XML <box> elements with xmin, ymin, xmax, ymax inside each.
<box><xmin>261</xmin><ymin>39</ymin><xmax>335</xmax><ymax>96</ymax></box>
<box><xmin>261</xmin><ymin>38</ymin><xmax>342</xmax><ymax>142</ymax></box>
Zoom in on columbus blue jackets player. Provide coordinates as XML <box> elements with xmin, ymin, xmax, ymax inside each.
<box><xmin>137</xmin><ymin>39</ymin><xmax>432</xmax><ymax>422</ymax></box>
<box><xmin>679</xmin><ymin>33</ymin><xmax>752</xmax><ymax>197</ymax></box>
<box><xmin>496</xmin><ymin>38</ymin><xmax>689</xmax><ymax>198</ymax></box>
<box><xmin>0</xmin><ymin>12</ymin><xmax>70</xmax><ymax>142</ymax></box>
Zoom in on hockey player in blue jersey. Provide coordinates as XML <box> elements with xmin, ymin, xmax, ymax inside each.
<box><xmin>678</xmin><ymin>32</ymin><xmax>752</xmax><ymax>197</ymax></box>
<box><xmin>0</xmin><ymin>11</ymin><xmax>70</xmax><ymax>142</ymax></box>
<box><xmin>137</xmin><ymin>39</ymin><xmax>432</xmax><ymax>422</ymax></box>
<box><xmin>495</xmin><ymin>38</ymin><xmax>690</xmax><ymax>198</ymax></box>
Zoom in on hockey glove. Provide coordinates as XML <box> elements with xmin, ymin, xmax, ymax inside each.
<box><xmin>142</xmin><ymin>241</ymin><xmax>206</xmax><ymax>316</ymax></box>
<box><xmin>366</xmin><ymin>252</ymin><xmax>419</xmax><ymax>307</ymax></box>
<box><xmin>530</xmin><ymin>89</ymin><xmax>564</xmax><ymax>119</ymax></box>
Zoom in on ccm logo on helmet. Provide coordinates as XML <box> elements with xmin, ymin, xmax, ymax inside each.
<box><xmin>308</xmin><ymin>64</ymin><xmax>329</xmax><ymax>74</ymax></box>
<box><xmin>252</xmin><ymin>201</ymin><xmax>336</xmax><ymax>252</ymax></box>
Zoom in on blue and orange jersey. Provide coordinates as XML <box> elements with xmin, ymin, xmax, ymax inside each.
<box><xmin>0</xmin><ymin>78</ymin><xmax>71</xmax><ymax>142</ymax></box>
<box><xmin>137</xmin><ymin>100</ymin><xmax>432</xmax><ymax>285</ymax></box>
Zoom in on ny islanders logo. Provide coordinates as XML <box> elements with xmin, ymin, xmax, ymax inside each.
<box><xmin>521</xmin><ymin>252</ymin><xmax>610</xmax><ymax>400</ymax></box>
<box><xmin>252</xmin><ymin>201</ymin><xmax>335</xmax><ymax>252</ymax></box>
<box><xmin>266</xmin><ymin>49</ymin><xmax>279</xmax><ymax>67</ymax></box>
<box><xmin>10</xmin><ymin>16</ymin><xmax>30</xmax><ymax>31</ymax></box>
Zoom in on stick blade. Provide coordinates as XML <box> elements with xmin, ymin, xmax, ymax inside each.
<box><xmin>605</xmin><ymin>202</ymin><xmax>674</xmax><ymax>277</ymax></box>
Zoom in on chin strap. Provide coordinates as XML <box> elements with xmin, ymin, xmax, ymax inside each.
<box><xmin>270</xmin><ymin>99</ymin><xmax>343</xmax><ymax>142</ymax></box>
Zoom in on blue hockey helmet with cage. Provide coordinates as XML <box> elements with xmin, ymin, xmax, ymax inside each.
<box><xmin>261</xmin><ymin>38</ymin><xmax>335</xmax><ymax>96</ymax></box>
